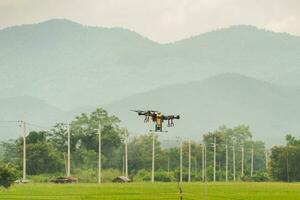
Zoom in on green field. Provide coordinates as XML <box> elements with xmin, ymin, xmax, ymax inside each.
<box><xmin>1</xmin><ymin>182</ymin><xmax>300</xmax><ymax>200</ymax></box>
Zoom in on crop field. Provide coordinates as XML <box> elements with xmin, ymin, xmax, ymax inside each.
<box><xmin>1</xmin><ymin>182</ymin><xmax>300</xmax><ymax>200</ymax></box>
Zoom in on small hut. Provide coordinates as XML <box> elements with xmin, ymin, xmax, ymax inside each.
<box><xmin>51</xmin><ymin>176</ymin><xmax>78</xmax><ymax>184</ymax></box>
<box><xmin>15</xmin><ymin>179</ymin><xmax>30</xmax><ymax>184</ymax></box>
<box><xmin>113</xmin><ymin>176</ymin><xmax>131</xmax><ymax>183</ymax></box>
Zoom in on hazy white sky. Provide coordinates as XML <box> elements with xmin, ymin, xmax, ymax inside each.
<box><xmin>0</xmin><ymin>0</ymin><xmax>299</xmax><ymax>43</ymax></box>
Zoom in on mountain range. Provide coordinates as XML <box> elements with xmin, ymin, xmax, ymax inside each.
<box><xmin>104</xmin><ymin>73</ymin><xmax>300</xmax><ymax>145</ymax></box>
<box><xmin>0</xmin><ymin>19</ymin><xmax>299</xmax><ymax>143</ymax></box>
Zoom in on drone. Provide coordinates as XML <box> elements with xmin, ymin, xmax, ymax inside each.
<box><xmin>132</xmin><ymin>110</ymin><xmax>180</xmax><ymax>132</ymax></box>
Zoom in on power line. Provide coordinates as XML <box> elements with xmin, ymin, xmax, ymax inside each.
<box><xmin>0</xmin><ymin>120</ymin><xmax>53</xmax><ymax>134</ymax></box>
<box><xmin>0</xmin><ymin>120</ymin><xmax>53</xmax><ymax>130</ymax></box>
<box><xmin>26</xmin><ymin>122</ymin><xmax>52</xmax><ymax>130</ymax></box>
<box><xmin>0</xmin><ymin>120</ymin><xmax>19</xmax><ymax>123</ymax></box>
<box><xmin>0</xmin><ymin>125</ymin><xmax>19</xmax><ymax>128</ymax></box>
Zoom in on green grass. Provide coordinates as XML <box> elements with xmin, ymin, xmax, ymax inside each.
<box><xmin>1</xmin><ymin>182</ymin><xmax>300</xmax><ymax>200</ymax></box>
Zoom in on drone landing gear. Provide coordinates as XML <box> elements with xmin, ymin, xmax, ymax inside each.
<box><xmin>167</xmin><ymin>119</ymin><xmax>174</xmax><ymax>127</ymax></box>
<box><xmin>144</xmin><ymin>115</ymin><xmax>150</xmax><ymax>123</ymax></box>
<box><xmin>155</xmin><ymin>125</ymin><xmax>162</xmax><ymax>132</ymax></box>
<box><xmin>154</xmin><ymin>126</ymin><xmax>168</xmax><ymax>132</ymax></box>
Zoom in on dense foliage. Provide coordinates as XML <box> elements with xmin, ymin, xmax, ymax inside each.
<box><xmin>0</xmin><ymin>107</ymin><xmax>298</xmax><ymax>183</ymax></box>
<box><xmin>0</xmin><ymin>164</ymin><xmax>18</xmax><ymax>188</ymax></box>
<box><xmin>269</xmin><ymin>135</ymin><xmax>300</xmax><ymax>182</ymax></box>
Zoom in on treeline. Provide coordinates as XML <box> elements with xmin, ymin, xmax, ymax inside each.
<box><xmin>0</xmin><ymin>108</ymin><xmax>124</xmax><ymax>182</ymax></box>
<box><xmin>0</xmin><ymin>108</ymin><xmax>299</xmax><ymax>182</ymax></box>
<box><xmin>270</xmin><ymin>135</ymin><xmax>300</xmax><ymax>182</ymax></box>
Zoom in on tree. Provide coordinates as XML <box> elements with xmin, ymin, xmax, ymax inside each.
<box><xmin>26</xmin><ymin>142</ymin><xmax>64</xmax><ymax>175</ymax></box>
<box><xmin>270</xmin><ymin>145</ymin><xmax>287</xmax><ymax>181</ymax></box>
<box><xmin>48</xmin><ymin>108</ymin><xmax>123</xmax><ymax>170</ymax></box>
<box><xmin>270</xmin><ymin>135</ymin><xmax>300</xmax><ymax>182</ymax></box>
<box><xmin>0</xmin><ymin>140</ymin><xmax>19</xmax><ymax>168</ymax></box>
<box><xmin>26</xmin><ymin>131</ymin><xmax>47</xmax><ymax>144</ymax></box>
<box><xmin>0</xmin><ymin>164</ymin><xmax>18</xmax><ymax>188</ymax></box>
<box><xmin>128</xmin><ymin>134</ymin><xmax>165</xmax><ymax>174</ymax></box>
<box><xmin>24</xmin><ymin>131</ymin><xmax>64</xmax><ymax>175</ymax></box>
<box><xmin>202</xmin><ymin>125</ymin><xmax>265</xmax><ymax>181</ymax></box>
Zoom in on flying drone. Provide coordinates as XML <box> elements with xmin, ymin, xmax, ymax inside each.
<box><xmin>132</xmin><ymin>110</ymin><xmax>180</xmax><ymax>132</ymax></box>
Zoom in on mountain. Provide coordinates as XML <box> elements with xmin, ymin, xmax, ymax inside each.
<box><xmin>1</xmin><ymin>19</ymin><xmax>300</xmax><ymax>143</ymax></box>
<box><xmin>168</xmin><ymin>25</ymin><xmax>300</xmax><ymax>83</ymax></box>
<box><xmin>0</xmin><ymin>19</ymin><xmax>160</xmax><ymax>109</ymax></box>
<box><xmin>1</xmin><ymin>19</ymin><xmax>300</xmax><ymax>110</ymax></box>
<box><xmin>104</xmin><ymin>73</ymin><xmax>300</xmax><ymax>145</ymax></box>
<box><xmin>1</xmin><ymin>74</ymin><xmax>299</xmax><ymax>144</ymax></box>
<box><xmin>0</xmin><ymin>96</ymin><xmax>64</xmax><ymax>140</ymax></box>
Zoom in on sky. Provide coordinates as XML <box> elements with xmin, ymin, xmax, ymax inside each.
<box><xmin>0</xmin><ymin>0</ymin><xmax>299</xmax><ymax>43</ymax></box>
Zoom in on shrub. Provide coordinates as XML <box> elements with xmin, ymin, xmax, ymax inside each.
<box><xmin>154</xmin><ymin>171</ymin><xmax>172</xmax><ymax>182</ymax></box>
<box><xmin>73</xmin><ymin>168</ymin><xmax>121</xmax><ymax>183</ymax></box>
<box><xmin>101</xmin><ymin>169</ymin><xmax>122</xmax><ymax>183</ymax></box>
<box><xmin>252</xmin><ymin>172</ymin><xmax>270</xmax><ymax>182</ymax></box>
<box><xmin>0</xmin><ymin>164</ymin><xmax>19</xmax><ymax>188</ymax></box>
<box><xmin>134</xmin><ymin>169</ymin><xmax>151</xmax><ymax>182</ymax></box>
<box><xmin>73</xmin><ymin>168</ymin><xmax>97</xmax><ymax>183</ymax></box>
<box><xmin>241</xmin><ymin>172</ymin><xmax>270</xmax><ymax>182</ymax></box>
<box><xmin>28</xmin><ymin>174</ymin><xmax>62</xmax><ymax>183</ymax></box>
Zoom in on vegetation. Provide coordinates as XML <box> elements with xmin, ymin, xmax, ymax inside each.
<box><xmin>0</xmin><ymin>107</ymin><xmax>299</xmax><ymax>183</ymax></box>
<box><xmin>269</xmin><ymin>134</ymin><xmax>300</xmax><ymax>182</ymax></box>
<box><xmin>1</xmin><ymin>183</ymin><xmax>300</xmax><ymax>199</ymax></box>
<box><xmin>0</xmin><ymin>164</ymin><xmax>18</xmax><ymax>188</ymax></box>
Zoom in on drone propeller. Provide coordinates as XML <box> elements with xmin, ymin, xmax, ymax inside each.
<box><xmin>131</xmin><ymin>110</ymin><xmax>144</xmax><ymax>113</ymax></box>
<box><xmin>131</xmin><ymin>110</ymin><xmax>146</xmax><ymax>116</ymax></box>
<box><xmin>131</xmin><ymin>110</ymin><xmax>159</xmax><ymax>114</ymax></box>
<box><xmin>131</xmin><ymin>110</ymin><xmax>152</xmax><ymax>122</ymax></box>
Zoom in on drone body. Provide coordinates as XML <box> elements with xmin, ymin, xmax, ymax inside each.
<box><xmin>132</xmin><ymin>110</ymin><xmax>180</xmax><ymax>132</ymax></box>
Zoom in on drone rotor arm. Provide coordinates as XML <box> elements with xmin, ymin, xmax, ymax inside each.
<box><xmin>163</xmin><ymin>115</ymin><xmax>180</xmax><ymax>127</ymax></box>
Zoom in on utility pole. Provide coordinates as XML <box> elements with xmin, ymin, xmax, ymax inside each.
<box><xmin>151</xmin><ymin>132</ymin><xmax>155</xmax><ymax>183</ymax></box>
<box><xmin>204</xmin><ymin>143</ymin><xmax>207</xmax><ymax>182</ymax></box>
<box><xmin>124</xmin><ymin>130</ymin><xmax>128</xmax><ymax>178</ymax></box>
<box><xmin>97</xmin><ymin>122</ymin><xmax>102</xmax><ymax>184</ymax></box>
<box><xmin>265</xmin><ymin>149</ymin><xmax>268</xmax><ymax>170</ymax></box>
<box><xmin>202</xmin><ymin>143</ymin><xmax>205</xmax><ymax>182</ymax></box>
<box><xmin>167</xmin><ymin>157</ymin><xmax>170</xmax><ymax>176</ymax></box>
<box><xmin>241</xmin><ymin>145</ymin><xmax>244</xmax><ymax>177</ymax></box>
<box><xmin>122</xmin><ymin>155</ymin><xmax>125</xmax><ymax>176</ymax></box>
<box><xmin>286</xmin><ymin>146</ymin><xmax>289</xmax><ymax>182</ymax></box>
<box><xmin>67</xmin><ymin>124</ymin><xmax>71</xmax><ymax>177</ymax></box>
<box><xmin>188</xmin><ymin>140</ymin><xmax>191</xmax><ymax>183</ymax></box>
<box><xmin>251</xmin><ymin>144</ymin><xmax>254</xmax><ymax>177</ymax></box>
<box><xmin>22</xmin><ymin>121</ymin><xmax>27</xmax><ymax>181</ymax></box>
<box><xmin>225</xmin><ymin>142</ymin><xmax>228</xmax><ymax>182</ymax></box>
<box><xmin>195</xmin><ymin>157</ymin><xmax>197</xmax><ymax>177</ymax></box>
<box><xmin>180</xmin><ymin>140</ymin><xmax>183</xmax><ymax>183</ymax></box>
<box><xmin>233</xmin><ymin>143</ymin><xmax>236</xmax><ymax>181</ymax></box>
<box><xmin>213</xmin><ymin>137</ymin><xmax>216</xmax><ymax>182</ymax></box>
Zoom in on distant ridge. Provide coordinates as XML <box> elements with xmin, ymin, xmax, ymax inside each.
<box><xmin>104</xmin><ymin>73</ymin><xmax>300</xmax><ymax>145</ymax></box>
<box><xmin>0</xmin><ymin>20</ymin><xmax>300</xmax><ymax>143</ymax></box>
<box><xmin>0</xmin><ymin>19</ymin><xmax>299</xmax><ymax>108</ymax></box>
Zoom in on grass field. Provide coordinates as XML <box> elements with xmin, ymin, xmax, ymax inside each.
<box><xmin>1</xmin><ymin>182</ymin><xmax>300</xmax><ymax>200</ymax></box>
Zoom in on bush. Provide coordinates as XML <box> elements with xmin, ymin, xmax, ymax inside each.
<box><xmin>241</xmin><ymin>172</ymin><xmax>270</xmax><ymax>182</ymax></box>
<box><xmin>134</xmin><ymin>170</ymin><xmax>177</xmax><ymax>182</ymax></box>
<box><xmin>73</xmin><ymin>168</ymin><xmax>121</xmax><ymax>183</ymax></box>
<box><xmin>73</xmin><ymin>168</ymin><xmax>97</xmax><ymax>183</ymax></box>
<box><xmin>252</xmin><ymin>172</ymin><xmax>270</xmax><ymax>182</ymax></box>
<box><xmin>134</xmin><ymin>169</ymin><xmax>151</xmax><ymax>182</ymax></box>
<box><xmin>28</xmin><ymin>174</ymin><xmax>62</xmax><ymax>183</ymax></box>
<box><xmin>102</xmin><ymin>169</ymin><xmax>122</xmax><ymax>183</ymax></box>
<box><xmin>0</xmin><ymin>164</ymin><xmax>19</xmax><ymax>188</ymax></box>
<box><xmin>154</xmin><ymin>171</ymin><xmax>172</xmax><ymax>182</ymax></box>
